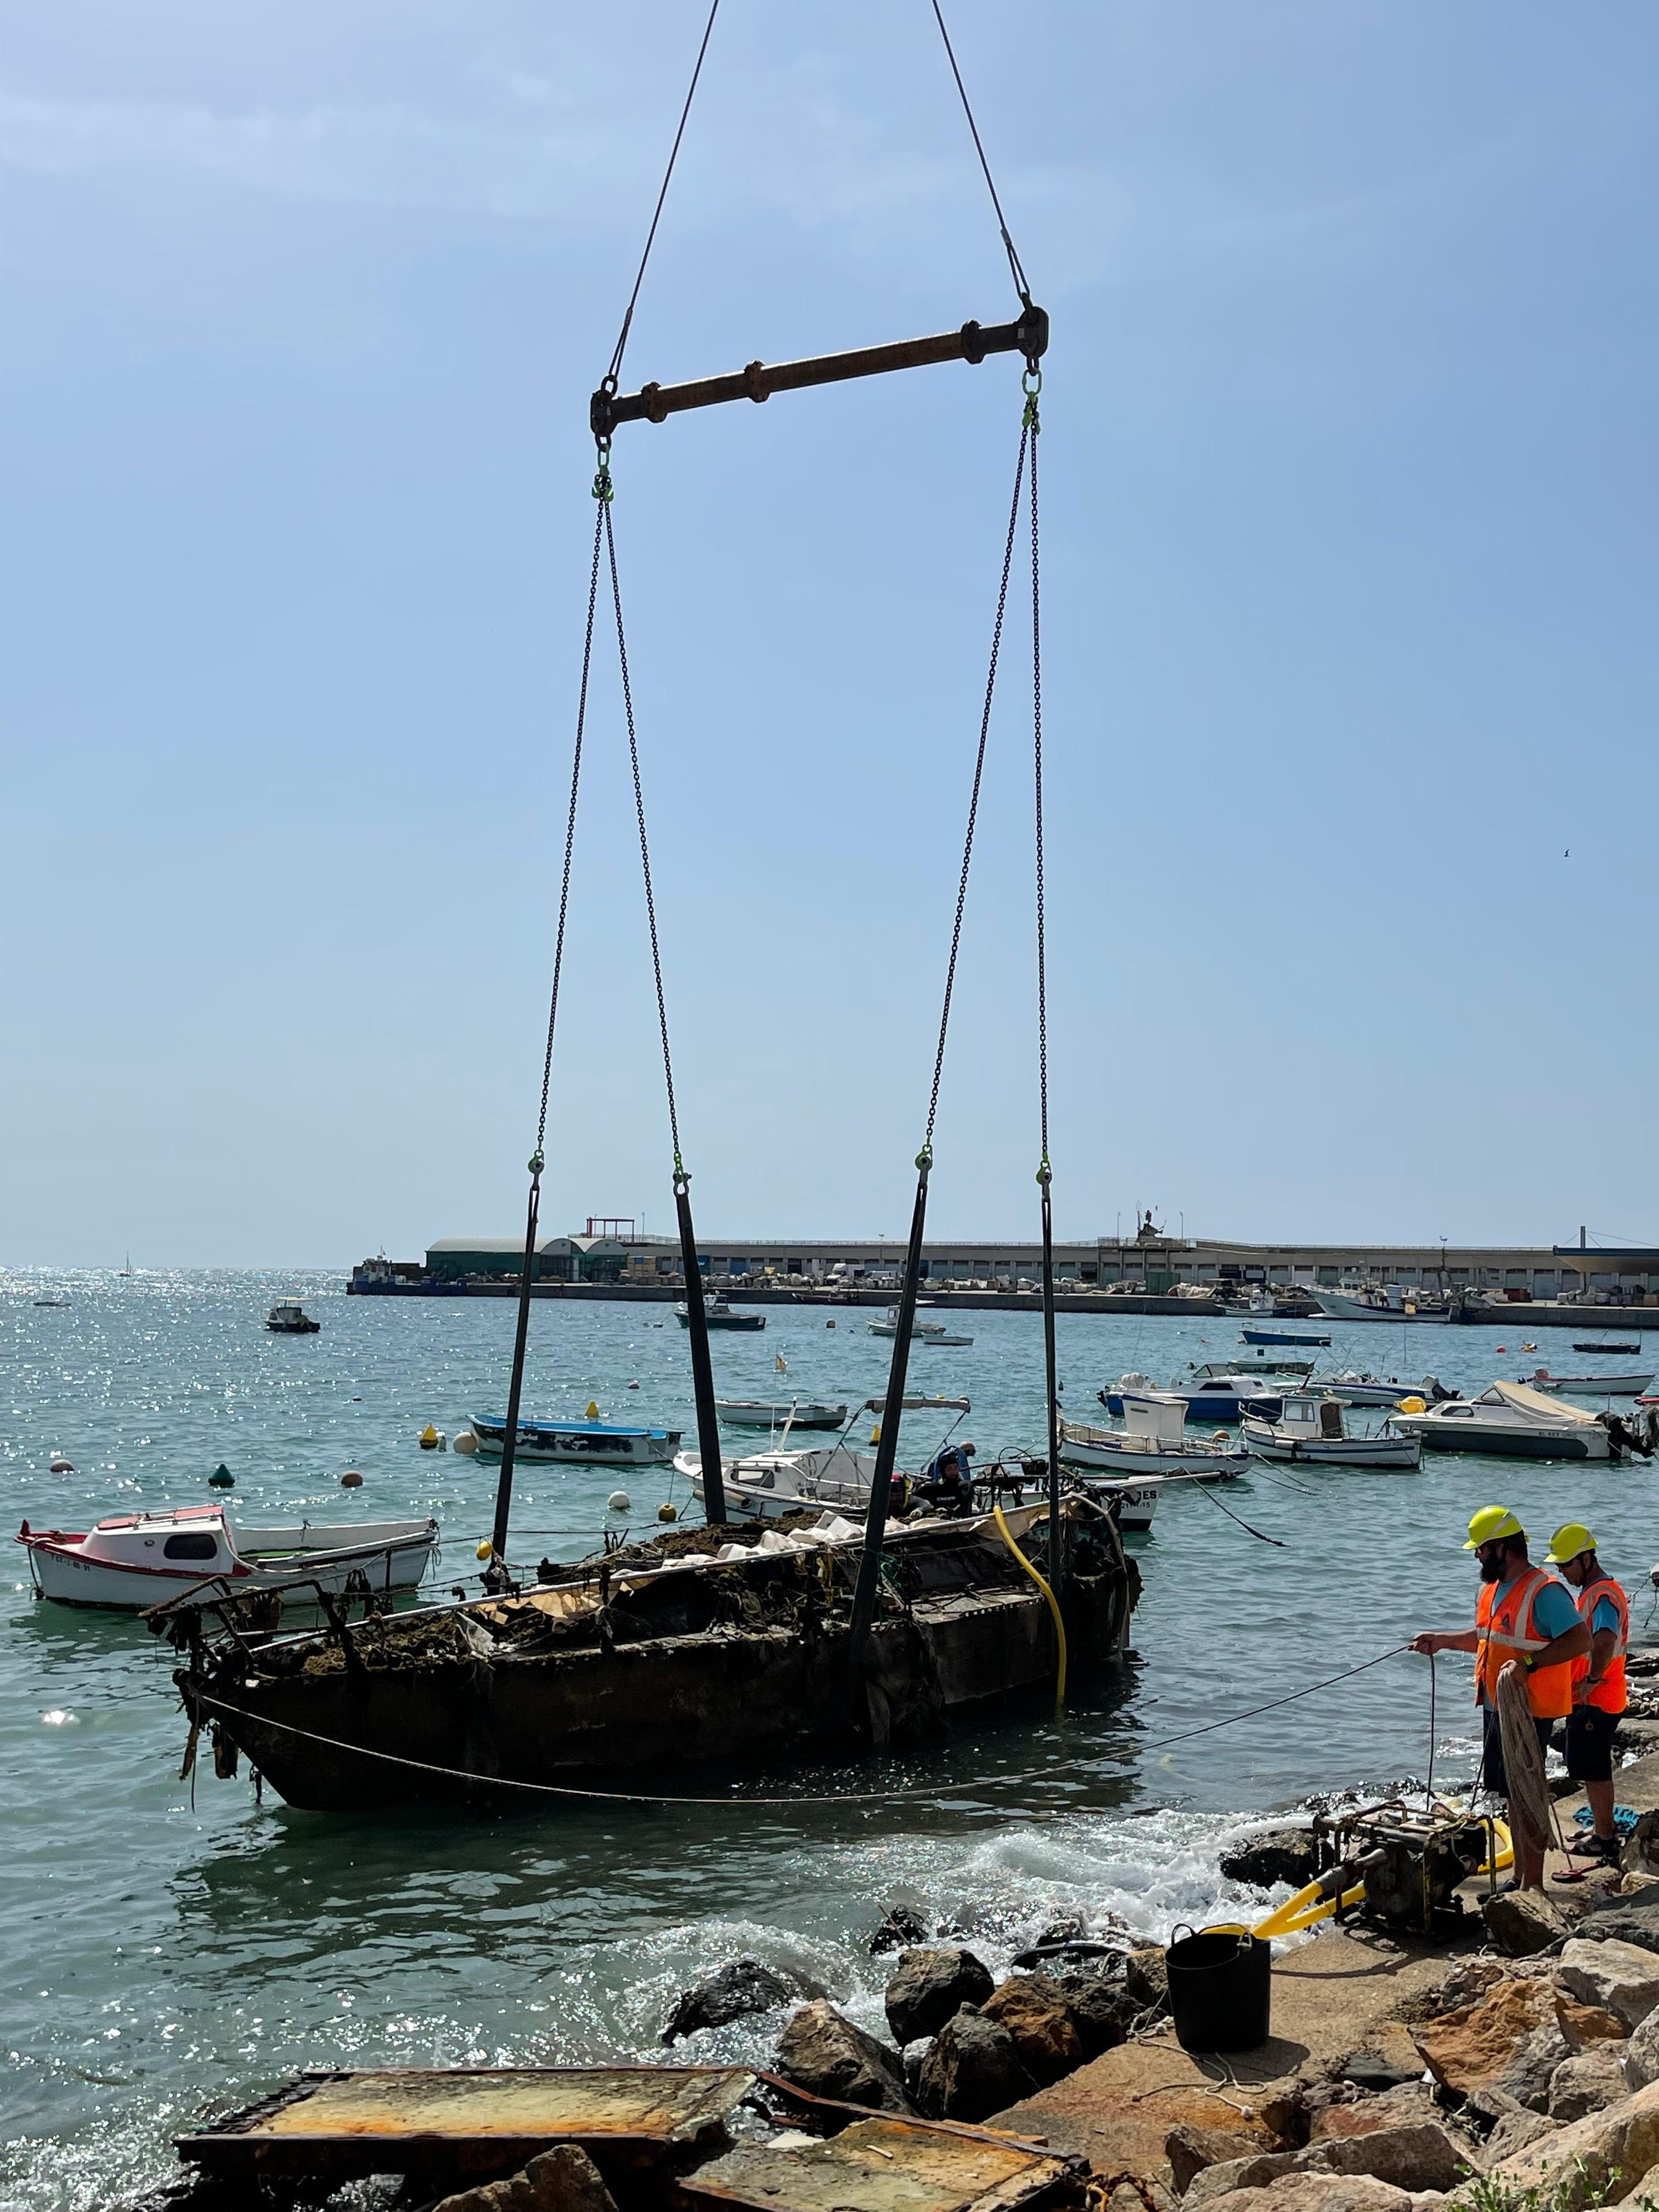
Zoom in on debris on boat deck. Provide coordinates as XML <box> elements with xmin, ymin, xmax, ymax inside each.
<box><xmin>166</xmin><ymin>2063</ymin><xmax>1087</xmax><ymax>2210</ymax></box>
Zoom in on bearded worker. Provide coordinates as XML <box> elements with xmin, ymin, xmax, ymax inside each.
<box><xmin>1411</xmin><ymin>1506</ymin><xmax>1589</xmax><ymax>1891</ymax></box>
<box><xmin>1545</xmin><ymin>1521</ymin><xmax>1629</xmax><ymax>1869</ymax></box>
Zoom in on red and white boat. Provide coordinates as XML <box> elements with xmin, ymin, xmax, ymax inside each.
<box><xmin>16</xmin><ymin>1503</ymin><xmax>438</xmax><ymax>1611</ymax></box>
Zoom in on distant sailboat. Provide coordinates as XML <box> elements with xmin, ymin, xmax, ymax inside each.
<box><xmin>119</xmin><ymin>1254</ymin><xmax>134</xmax><ymax>1278</ymax></box>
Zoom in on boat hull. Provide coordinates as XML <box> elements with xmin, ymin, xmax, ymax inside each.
<box><xmin>25</xmin><ymin>1531</ymin><xmax>435</xmax><ymax>1611</ymax></box>
<box><xmin>713</xmin><ymin>1402</ymin><xmax>848</xmax><ymax>1430</ymax></box>
<box><xmin>182</xmin><ymin>1536</ymin><xmax>1138</xmax><ymax>1811</ymax></box>
<box><xmin>1058</xmin><ymin>1431</ymin><xmax>1245</xmax><ymax>1478</ymax></box>
<box><xmin>1391</xmin><ymin>1417</ymin><xmax>1610</xmax><ymax>1460</ymax></box>
<box><xmin>1240</xmin><ymin>1429</ymin><xmax>1422</xmax><ymax>1468</ymax></box>
<box><xmin>469</xmin><ymin>1421</ymin><xmax>679</xmax><ymax>1466</ymax></box>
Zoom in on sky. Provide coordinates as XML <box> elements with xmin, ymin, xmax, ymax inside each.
<box><xmin>2</xmin><ymin>2</ymin><xmax>1656</xmax><ymax>1268</ymax></box>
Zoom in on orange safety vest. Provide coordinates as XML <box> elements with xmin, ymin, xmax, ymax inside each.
<box><xmin>1476</xmin><ymin>1565</ymin><xmax>1575</xmax><ymax>1720</ymax></box>
<box><xmin>1571</xmin><ymin>1570</ymin><xmax>1629</xmax><ymax>1715</ymax></box>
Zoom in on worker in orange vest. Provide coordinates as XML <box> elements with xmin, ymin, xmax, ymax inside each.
<box><xmin>1545</xmin><ymin>1522</ymin><xmax>1629</xmax><ymax>1870</ymax></box>
<box><xmin>1412</xmin><ymin>1506</ymin><xmax>1589</xmax><ymax>1891</ymax></box>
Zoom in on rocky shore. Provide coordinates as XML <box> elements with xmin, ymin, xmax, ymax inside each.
<box><xmin>643</xmin><ymin>1737</ymin><xmax>1659</xmax><ymax>2212</ymax></box>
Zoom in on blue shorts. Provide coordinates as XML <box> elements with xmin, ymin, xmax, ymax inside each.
<box><xmin>1481</xmin><ymin>1705</ymin><xmax>1555</xmax><ymax>1801</ymax></box>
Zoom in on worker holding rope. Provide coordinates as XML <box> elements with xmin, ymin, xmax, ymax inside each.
<box><xmin>1411</xmin><ymin>1506</ymin><xmax>1589</xmax><ymax>1891</ymax></box>
<box><xmin>1547</xmin><ymin>1521</ymin><xmax>1630</xmax><ymax>1872</ymax></box>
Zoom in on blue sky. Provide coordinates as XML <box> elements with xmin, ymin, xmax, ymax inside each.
<box><xmin>3</xmin><ymin>3</ymin><xmax>1655</xmax><ymax>1267</ymax></box>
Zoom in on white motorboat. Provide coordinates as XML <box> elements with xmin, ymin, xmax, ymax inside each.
<box><xmin>1517</xmin><ymin>1369</ymin><xmax>1654</xmax><ymax>1398</ymax></box>
<box><xmin>1101</xmin><ymin>1372</ymin><xmax>1281</xmax><ymax>1421</ymax></box>
<box><xmin>715</xmin><ymin>1400</ymin><xmax>849</xmax><ymax>1430</ymax></box>
<box><xmin>467</xmin><ymin>1414</ymin><xmax>680</xmax><ymax>1465</ymax></box>
<box><xmin>1241</xmin><ymin>1394</ymin><xmax>1422</xmax><ymax>1468</ymax></box>
<box><xmin>868</xmin><ymin>1306</ymin><xmax>974</xmax><ymax>1346</ymax></box>
<box><xmin>16</xmin><ymin>1503</ymin><xmax>439</xmax><ymax>1611</ymax></box>
<box><xmin>267</xmin><ymin>1300</ymin><xmax>320</xmax><ymax>1334</ymax></box>
<box><xmin>1391</xmin><ymin>1380</ymin><xmax>1612</xmax><ymax>1460</ymax></box>
<box><xmin>1059</xmin><ymin>1392</ymin><xmax>1248</xmax><ymax>1478</ymax></box>
<box><xmin>1305</xmin><ymin>1370</ymin><xmax>1442</xmax><ymax>1408</ymax></box>
<box><xmin>680</xmin><ymin>1442</ymin><xmax>880</xmax><ymax>1522</ymax></box>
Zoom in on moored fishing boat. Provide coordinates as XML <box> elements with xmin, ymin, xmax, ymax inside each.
<box><xmin>1240</xmin><ymin>1394</ymin><xmax>1422</xmax><ymax>1468</ymax></box>
<box><xmin>157</xmin><ymin>1498</ymin><xmax>1138</xmax><ymax>1809</ymax></box>
<box><xmin>676</xmin><ymin>1297</ymin><xmax>765</xmax><ymax>1331</ymax></box>
<box><xmin>19</xmin><ymin>1504</ymin><xmax>438</xmax><ymax>1611</ymax></box>
<box><xmin>267</xmin><ymin>1299</ymin><xmax>321</xmax><ymax>1334</ymax></box>
<box><xmin>467</xmin><ymin>1414</ymin><xmax>680</xmax><ymax>1465</ymax></box>
<box><xmin>1059</xmin><ymin>1391</ymin><xmax>1246</xmax><ymax>1478</ymax></box>
<box><xmin>714</xmin><ymin>1399</ymin><xmax>848</xmax><ymax>1430</ymax></box>
<box><xmin>868</xmin><ymin>1306</ymin><xmax>974</xmax><ymax>1346</ymax></box>
<box><xmin>1516</xmin><ymin>1368</ymin><xmax>1654</xmax><ymax>1398</ymax></box>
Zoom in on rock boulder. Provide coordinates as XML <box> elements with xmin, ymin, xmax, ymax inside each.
<box><xmin>1126</xmin><ymin>1946</ymin><xmax>1171</xmax><ymax>2012</ymax></box>
<box><xmin>1623</xmin><ymin>2005</ymin><xmax>1659</xmax><ymax>2091</ymax></box>
<box><xmin>1168</xmin><ymin>2125</ymin><xmax>1269</xmax><ymax>2196</ymax></box>
<box><xmin>884</xmin><ymin>1946</ymin><xmax>995</xmax><ymax>2046</ymax></box>
<box><xmin>1482</xmin><ymin>2109</ymin><xmax>1556</xmax><ymax>2164</ymax></box>
<box><xmin>1059</xmin><ymin>1968</ymin><xmax>1136</xmax><ymax>2058</ymax></box>
<box><xmin>1220</xmin><ymin>1827</ymin><xmax>1319</xmax><ymax>1890</ymax></box>
<box><xmin>979</xmin><ymin>1972</ymin><xmax>1082</xmax><ymax>2087</ymax></box>
<box><xmin>1413</xmin><ymin>1977</ymin><xmax>1551</xmax><ymax>2092</ymax></box>
<box><xmin>870</xmin><ymin>1905</ymin><xmax>929</xmax><ymax>1955</ymax></box>
<box><xmin>1547</xmin><ymin>2045</ymin><xmax>1628</xmax><ymax>2125</ymax></box>
<box><xmin>916</xmin><ymin>2007</ymin><xmax>1035</xmax><ymax>2123</ymax></box>
<box><xmin>433</xmin><ymin>2147</ymin><xmax>616</xmax><ymax>2212</ymax></box>
<box><xmin>1480</xmin><ymin>1890</ymin><xmax>1571</xmax><ymax>1958</ymax></box>
<box><xmin>661</xmin><ymin>1959</ymin><xmax>796</xmax><ymax>2044</ymax></box>
<box><xmin>1194</xmin><ymin>2171</ymin><xmax>1414</xmax><ymax>2212</ymax></box>
<box><xmin>774</xmin><ymin>2001</ymin><xmax>910</xmax><ymax>2113</ymax></box>
<box><xmin>1555</xmin><ymin>1938</ymin><xmax>1659</xmax><ymax>2033</ymax></box>
<box><xmin>1450</xmin><ymin>2075</ymin><xmax>1659</xmax><ymax>2210</ymax></box>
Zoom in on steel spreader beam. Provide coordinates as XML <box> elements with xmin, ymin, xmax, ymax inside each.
<box><xmin>591</xmin><ymin>304</ymin><xmax>1047</xmax><ymax>441</ymax></box>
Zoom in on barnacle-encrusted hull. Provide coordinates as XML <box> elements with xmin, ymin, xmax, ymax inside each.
<box><xmin>169</xmin><ymin>1506</ymin><xmax>1137</xmax><ymax>1812</ymax></box>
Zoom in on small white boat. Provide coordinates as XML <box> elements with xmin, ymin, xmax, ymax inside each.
<box><xmin>1305</xmin><ymin>1370</ymin><xmax>1441</xmax><ymax>1408</ymax></box>
<box><xmin>868</xmin><ymin>1306</ymin><xmax>974</xmax><ymax>1346</ymax></box>
<box><xmin>676</xmin><ymin>1298</ymin><xmax>765</xmax><ymax>1332</ymax></box>
<box><xmin>16</xmin><ymin>1504</ymin><xmax>438</xmax><ymax>1611</ymax></box>
<box><xmin>680</xmin><ymin>1442</ymin><xmax>880</xmax><ymax>1521</ymax></box>
<box><xmin>1392</xmin><ymin>1380</ymin><xmax>1612</xmax><ymax>1460</ymax></box>
<box><xmin>1517</xmin><ymin>1369</ymin><xmax>1654</xmax><ymax>1398</ymax></box>
<box><xmin>267</xmin><ymin>1300</ymin><xmax>320</xmax><ymax>1335</ymax></box>
<box><xmin>715</xmin><ymin>1400</ymin><xmax>848</xmax><ymax>1430</ymax></box>
<box><xmin>467</xmin><ymin>1414</ymin><xmax>680</xmax><ymax>1465</ymax></box>
<box><xmin>1059</xmin><ymin>1392</ymin><xmax>1247</xmax><ymax>1478</ymax></box>
<box><xmin>1241</xmin><ymin>1394</ymin><xmax>1422</xmax><ymax>1468</ymax></box>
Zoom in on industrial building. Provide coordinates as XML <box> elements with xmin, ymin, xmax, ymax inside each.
<box><xmin>420</xmin><ymin>1230</ymin><xmax>1658</xmax><ymax>1300</ymax></box>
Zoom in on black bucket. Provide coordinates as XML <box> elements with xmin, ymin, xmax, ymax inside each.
<box><xmin>1165</xmin><ymin>1923</ymin><xmax>1271</xmax><ymax>2053</ymax></box>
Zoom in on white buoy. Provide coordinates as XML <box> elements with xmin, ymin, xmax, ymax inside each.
<box><xmin>49</xmin><ymin>1454</ymin><xmax>73</xmax><ymax>1474</ymax></box>
<box><xmin>453</xmin><ymin>1429</ymin><xmax>479</xmax><ymax>1455</ymax></box>
<box><xmin>627</xmin><ymin>1380</ymin><xmax>641</xmax><ymax>1390</ymax></box>
<box><xmin>607</xmin><ymin>1491</ymin><xmax>632</xmax><ymax>1514</ymax></box>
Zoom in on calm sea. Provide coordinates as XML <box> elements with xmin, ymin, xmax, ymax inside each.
<box><xmin>2</xmin><ymin>1271</ymin><xmax>1651</xmax><ymax>2208</ymax></box>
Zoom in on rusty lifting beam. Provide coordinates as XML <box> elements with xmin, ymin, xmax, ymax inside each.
<box><xmin>590</xmin><ymin>303</ymin><xmax>1047</xmax><ymax>442</ymax></box>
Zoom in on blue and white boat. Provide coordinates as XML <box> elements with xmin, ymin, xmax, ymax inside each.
<box><xmin>1241</xmin><ymin>1327</ymin><xmax>1331</xmax><ymax>1348</ymax></box>
<box><xmin>1099</xmin><ymin>1371</ymin><xmax>1283</xmax><ymax>1422</ymax></box>
<box><xmin>467</xmin><ymin>1414</ymin><xmax>681</xmax><ymax>1466</ymax></box>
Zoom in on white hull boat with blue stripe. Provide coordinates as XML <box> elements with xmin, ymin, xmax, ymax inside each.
<box><xmin>468</xmin><ymin>1415</ymin><xmax>680</xmax><ymax>1465</ymax></box>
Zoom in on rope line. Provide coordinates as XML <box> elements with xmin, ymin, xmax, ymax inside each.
<box><xmin>603</xmin><ymin>0</ymin><xmax>723</xmax><ymax>392</ymax></box>
<box><xmin>604</xmin><ymin>498</ymin><xmax>685</xmax><ymax>1170</ymax></box>
<box><xmin>198</xmin><ymin>1642</ymin><xmax>1413</xmax><ymax>1812</ymax></box>
<box><xmin>924</xmin><ymin>421</ymin><xmax>1029</xmax><ymax>1147</ymax></box>
<box><xmin>534</xmin><ymin>498</ymin><xmax>606</xmax><ymax>1154</ymax></box>
<box><xmin>927</xmin><ymin>0</ymin><xmax>1031</xmax><ymax>307</ymax></box>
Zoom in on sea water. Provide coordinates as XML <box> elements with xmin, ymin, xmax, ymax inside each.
<box><xmin>2</xmin><ymin>1271</ymin><xmax>1652</xmax><ymax>2208</ymax></box>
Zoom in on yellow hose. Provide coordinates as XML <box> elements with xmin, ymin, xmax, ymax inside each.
<box><xmin>994</xmin><ymin>1504</ymin><xmax>1067</xmax><ymax>1712</ymax></box>
<box><xmin>1251</xmin><ymin>1815</ymin><xmax>1514</xmax><ymax>1940</ymax></box>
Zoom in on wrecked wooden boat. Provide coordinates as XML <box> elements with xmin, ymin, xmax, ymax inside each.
<box><xmin>154</xmin><ymin>1498</ymin><xmax>1137</xmax><ymax>1812</ymax></box>
<box><xmin>173</xmin><ymin>2062</ymin><xmax>1088</xmax><ymax>2211</ymax></box>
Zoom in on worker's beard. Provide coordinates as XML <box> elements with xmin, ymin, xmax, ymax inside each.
<box><xmin>1479</xmin><ymin>1555</ymin><xmax>1505</xmax><ymax>1583</ymax></box>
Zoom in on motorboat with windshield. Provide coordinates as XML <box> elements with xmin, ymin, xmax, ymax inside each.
<box><xmin>18</xmin><ymin>1503</ymin><xmax>438</xmax><ymax>1611</ymax></box>
<box><xmin>1099</xmin><ymin>1371</ymin><xmax>1282</xmax><ymax>1421</ymax></box>
<box><xmin>1391</xmin><ymin>1380</ymin><xmax>1612</xmax><ymax>1460</ymax></box>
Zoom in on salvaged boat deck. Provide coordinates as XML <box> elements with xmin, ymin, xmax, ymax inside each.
<box><xmin>173</xmin><ymin>2063</ymin><xmax>1087</xmax><ymax>2210</ymax></box>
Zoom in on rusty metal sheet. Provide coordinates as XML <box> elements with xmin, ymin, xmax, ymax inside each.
<box><xmin>178</xmin><ymin>2064</ymin><xmax>757</xmax><ymax>2183</ymax></box>
<box><xmin>681</xmin><ymin>2114</ymin><xmax>1078</xmax><ymax>2212</ymax></box>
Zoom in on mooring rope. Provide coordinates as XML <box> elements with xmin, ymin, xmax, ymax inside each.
<box><xmin>194</xmin><ymin>1641</ymin><xmax>1414</xmax><ymax>1812</ymax></box>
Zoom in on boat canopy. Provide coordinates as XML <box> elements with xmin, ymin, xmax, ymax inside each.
<box><xmin>1120</xmin><ymin>1391</ymin><xmax>1186</xmax><ymax>1442</ymax></box>
<box><xmin>1485</xmin><ymin>1380</ymin><xmax>1601</xmax><ymax>1426</ymax></box>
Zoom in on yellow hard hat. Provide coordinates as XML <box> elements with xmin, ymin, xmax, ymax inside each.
<box><xmin>1546</xmin><ymin>1521</ymin><xmax>1598</xmax><ymax>1565</ymax></box>
<box><xmin>1464</xmin><ymin>1505</ymin><xmax>1523</xmax><ymax>1551</ymax></box>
